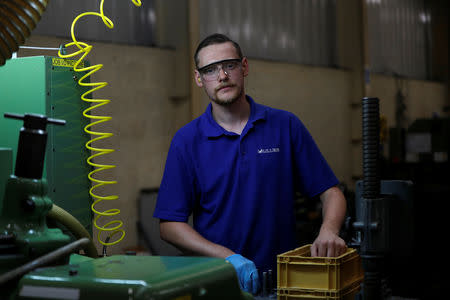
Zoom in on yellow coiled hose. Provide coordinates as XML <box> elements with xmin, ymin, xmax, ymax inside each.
<box><xmin>58</xmin><ymin>0</ymin><xmax>141</xmax><ymax>246</ymax></box>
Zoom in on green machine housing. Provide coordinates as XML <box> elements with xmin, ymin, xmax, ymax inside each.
<box><xmin>14</xmin><ymin>254</ymin><xmax>253</xmax><ymax>300</ymax></box>
<box><xmin>0</xmin><ymin>56</ymin><xmax>92</xmax><ymax>234</ymax></box>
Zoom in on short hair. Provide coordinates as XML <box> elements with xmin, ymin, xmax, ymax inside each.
<box><xmin>194</xmin><ymin>33</ymin><xmax>243</xmax><ymax>68</ymax></box>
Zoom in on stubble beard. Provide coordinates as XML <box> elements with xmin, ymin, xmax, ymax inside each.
<box><xmin>211</xmin><ymin>85</ymin><xmax>243</xmax><ymax>107</ymax></box>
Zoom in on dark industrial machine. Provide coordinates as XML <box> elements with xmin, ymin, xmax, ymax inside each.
<box><xmin>383</xmin><ymin>117</ymin><xmax>449</xmax><ymax>299</ymax></box>
<box><xmin>347</xmin><ymin>97</ymin><xmax>419</xmax><ymax>300</ymax></box>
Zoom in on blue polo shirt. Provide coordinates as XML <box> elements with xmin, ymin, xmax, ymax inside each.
<box><xmin>154</xmin><ymin>95</ymin><xmax>338</xmax><ymax>272</ymax></box>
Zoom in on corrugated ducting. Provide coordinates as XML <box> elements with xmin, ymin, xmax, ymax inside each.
<box><xmin>367</xmin><ymin>0</ymin><xmax>431</xmax><ymax>80</ymax></box>
<box><xmin>32</xmin><ymin>0</ymin><xmax>156</xmax><ymax>46</ymax></box>
<box><xmin>199</xmin><ymin>0</ymin><xmax>337</xmax><ymax>68</ymax></box>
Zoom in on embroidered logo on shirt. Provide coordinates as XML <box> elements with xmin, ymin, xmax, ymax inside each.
<box><xmin>257</xmin><ymin>147</ymin><xmax>280</xmax><ymax>154</ymax></box>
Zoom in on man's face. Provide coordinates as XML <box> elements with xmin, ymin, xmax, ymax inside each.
<box><xmin>195</xmin><ymin>42</ymin><xmax>248</xmax><ymax>106</ymax></box>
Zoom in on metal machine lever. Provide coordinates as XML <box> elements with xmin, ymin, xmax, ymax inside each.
<box><xmin>4</xmin><ymin>113</ymin><xmax>66</xmax><ymax>179</ymax></box>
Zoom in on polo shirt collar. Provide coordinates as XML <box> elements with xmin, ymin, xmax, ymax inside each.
<box><xmin>202</xmin><ymin>95</ymin><xmax>267</xmax><ymax>138</ymax></box>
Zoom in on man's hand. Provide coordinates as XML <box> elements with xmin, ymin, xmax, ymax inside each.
<box><xmin>312</xmin><ymin>186</ymin><xmax>347</xmax><ymax>257</ymax></box>
<box><xmin>311</xmin><ymin>227</ymin><xmax>347</xmax><ymax>257</ymax></box>
<box><xmin>226</xmin><ymin>254</ymin><xmax>260</xmax><ymax>294</ymax></box>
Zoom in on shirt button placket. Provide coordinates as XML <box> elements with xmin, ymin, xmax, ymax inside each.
<box><xmin>240</xmin><ymin>137</ymin><xmax>246</xmax><ymax>156</ymax></box>
<box><xmin>239</xmin><ymin>138</ymin><xmax>249</xmax><ymax>179</ymax></box>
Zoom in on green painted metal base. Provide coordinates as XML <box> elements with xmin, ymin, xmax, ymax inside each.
<box><xmin>14</xmin><ymin>254</ymin><xmax>253</xmax><ymax>300</ymax></box>
<box><xmin>0</xmin><ymin>176</ymin><xmax>70</xmax><ymax>275</ymax></box>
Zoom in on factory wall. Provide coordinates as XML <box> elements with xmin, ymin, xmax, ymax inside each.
<box><xmin>373</xmin><ymin>74</ymin><xmax>447</xmax><ymax>122</ymax></box>
<box><xmin>372</xmin><ymin>74</ymin><xmax>448</xmax><ymax>158</ymax></box>
<box><xmin>15</xmin><ymin>35</ymin><xmax>447</xmax><ymax>254</ymax></box>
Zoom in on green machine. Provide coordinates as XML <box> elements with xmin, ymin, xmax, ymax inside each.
<box><xmin>0</xmin><ymin>57</ymin><xmax>252</xmax><ymax>299</ymax></box>
<box><xmin>0</xmin><ymin>56</ymin><xmax>92</xmax><ymax>232</ymax></box>
<box><xmin>15</xmin><ymin>254</ymin><xmax>250</xmax><ymax>300</ymax></box>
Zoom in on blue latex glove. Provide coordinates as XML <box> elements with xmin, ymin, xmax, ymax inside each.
<box><xmin>226</xmin><ymin>254</ymin><xmax>260</xmax><ymax>294</ymax></box>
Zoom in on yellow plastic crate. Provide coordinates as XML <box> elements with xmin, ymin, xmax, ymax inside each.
<box><xmin>277</xmin><ymin>280</ymin><xmax>361</xmax><ymax>300</ymax></box>
<box><xmin>277</xmin><ymin>244</ymin><xmax>363</xmax><ymax>291</ymax></box>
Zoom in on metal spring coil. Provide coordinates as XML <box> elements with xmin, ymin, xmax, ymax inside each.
<box><xmin>362</xmin><ymin>97</ymin><xmax>381</xmax><ymax>199</ymax></box>
<box><xmin>0</xmin><ymin>0</ymin><xmax>48</xmax><ymax>66</ymax></box>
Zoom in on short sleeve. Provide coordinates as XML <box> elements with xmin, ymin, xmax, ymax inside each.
<box><xmin>153</xmin><ymin>137</ymin><xmax>196</xmax><ymax>222</ymax></box>
<box><xmin>290</xmin><ymin>115</ymin><xmax>339</xmax><ymax>197</ymax></box>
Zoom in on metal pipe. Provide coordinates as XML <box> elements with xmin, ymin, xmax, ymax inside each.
<box><xmin>47</xmin><ymin>204</ymin><xmax>98</xmax><ymax>258</ymax></box>
<box><xmin>0</xmin><ymin>0</ymin><xmax>49</xmax><ymax>66</ymax></box>
<box><xmin>267</xmin><ymin>269</ymin><xmax>273</xmax><ymax>295</ymax></box>
<box><xmin>0</xmin><ymin>238</ymin><xmax>90</xmax><ymax>285</ymax></box>
<box><xmin>262</xmin><ymin>271</ymin><xmax>267</xmax><ymax>296</ymax></box>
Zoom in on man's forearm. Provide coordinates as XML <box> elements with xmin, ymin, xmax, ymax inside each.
<box><xmin>160</xmin><ymin>220</ymin><xmax>235</xmax><ymax>258</ymax></box>
<box><xmin>311</xmin><ymin>186</ymin><xmax>347</xmax><ymax>257</ymax></box>
<box><xmin>320</xmin><ymin>186</ymin><xmax>346</xmax><ymax>234</ymax></box>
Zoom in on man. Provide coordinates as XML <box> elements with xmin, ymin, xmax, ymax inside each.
<box><xmin>153</xmin><ymin>33</ymin><xmax>347</xmax><ymax>294</ymax></box>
